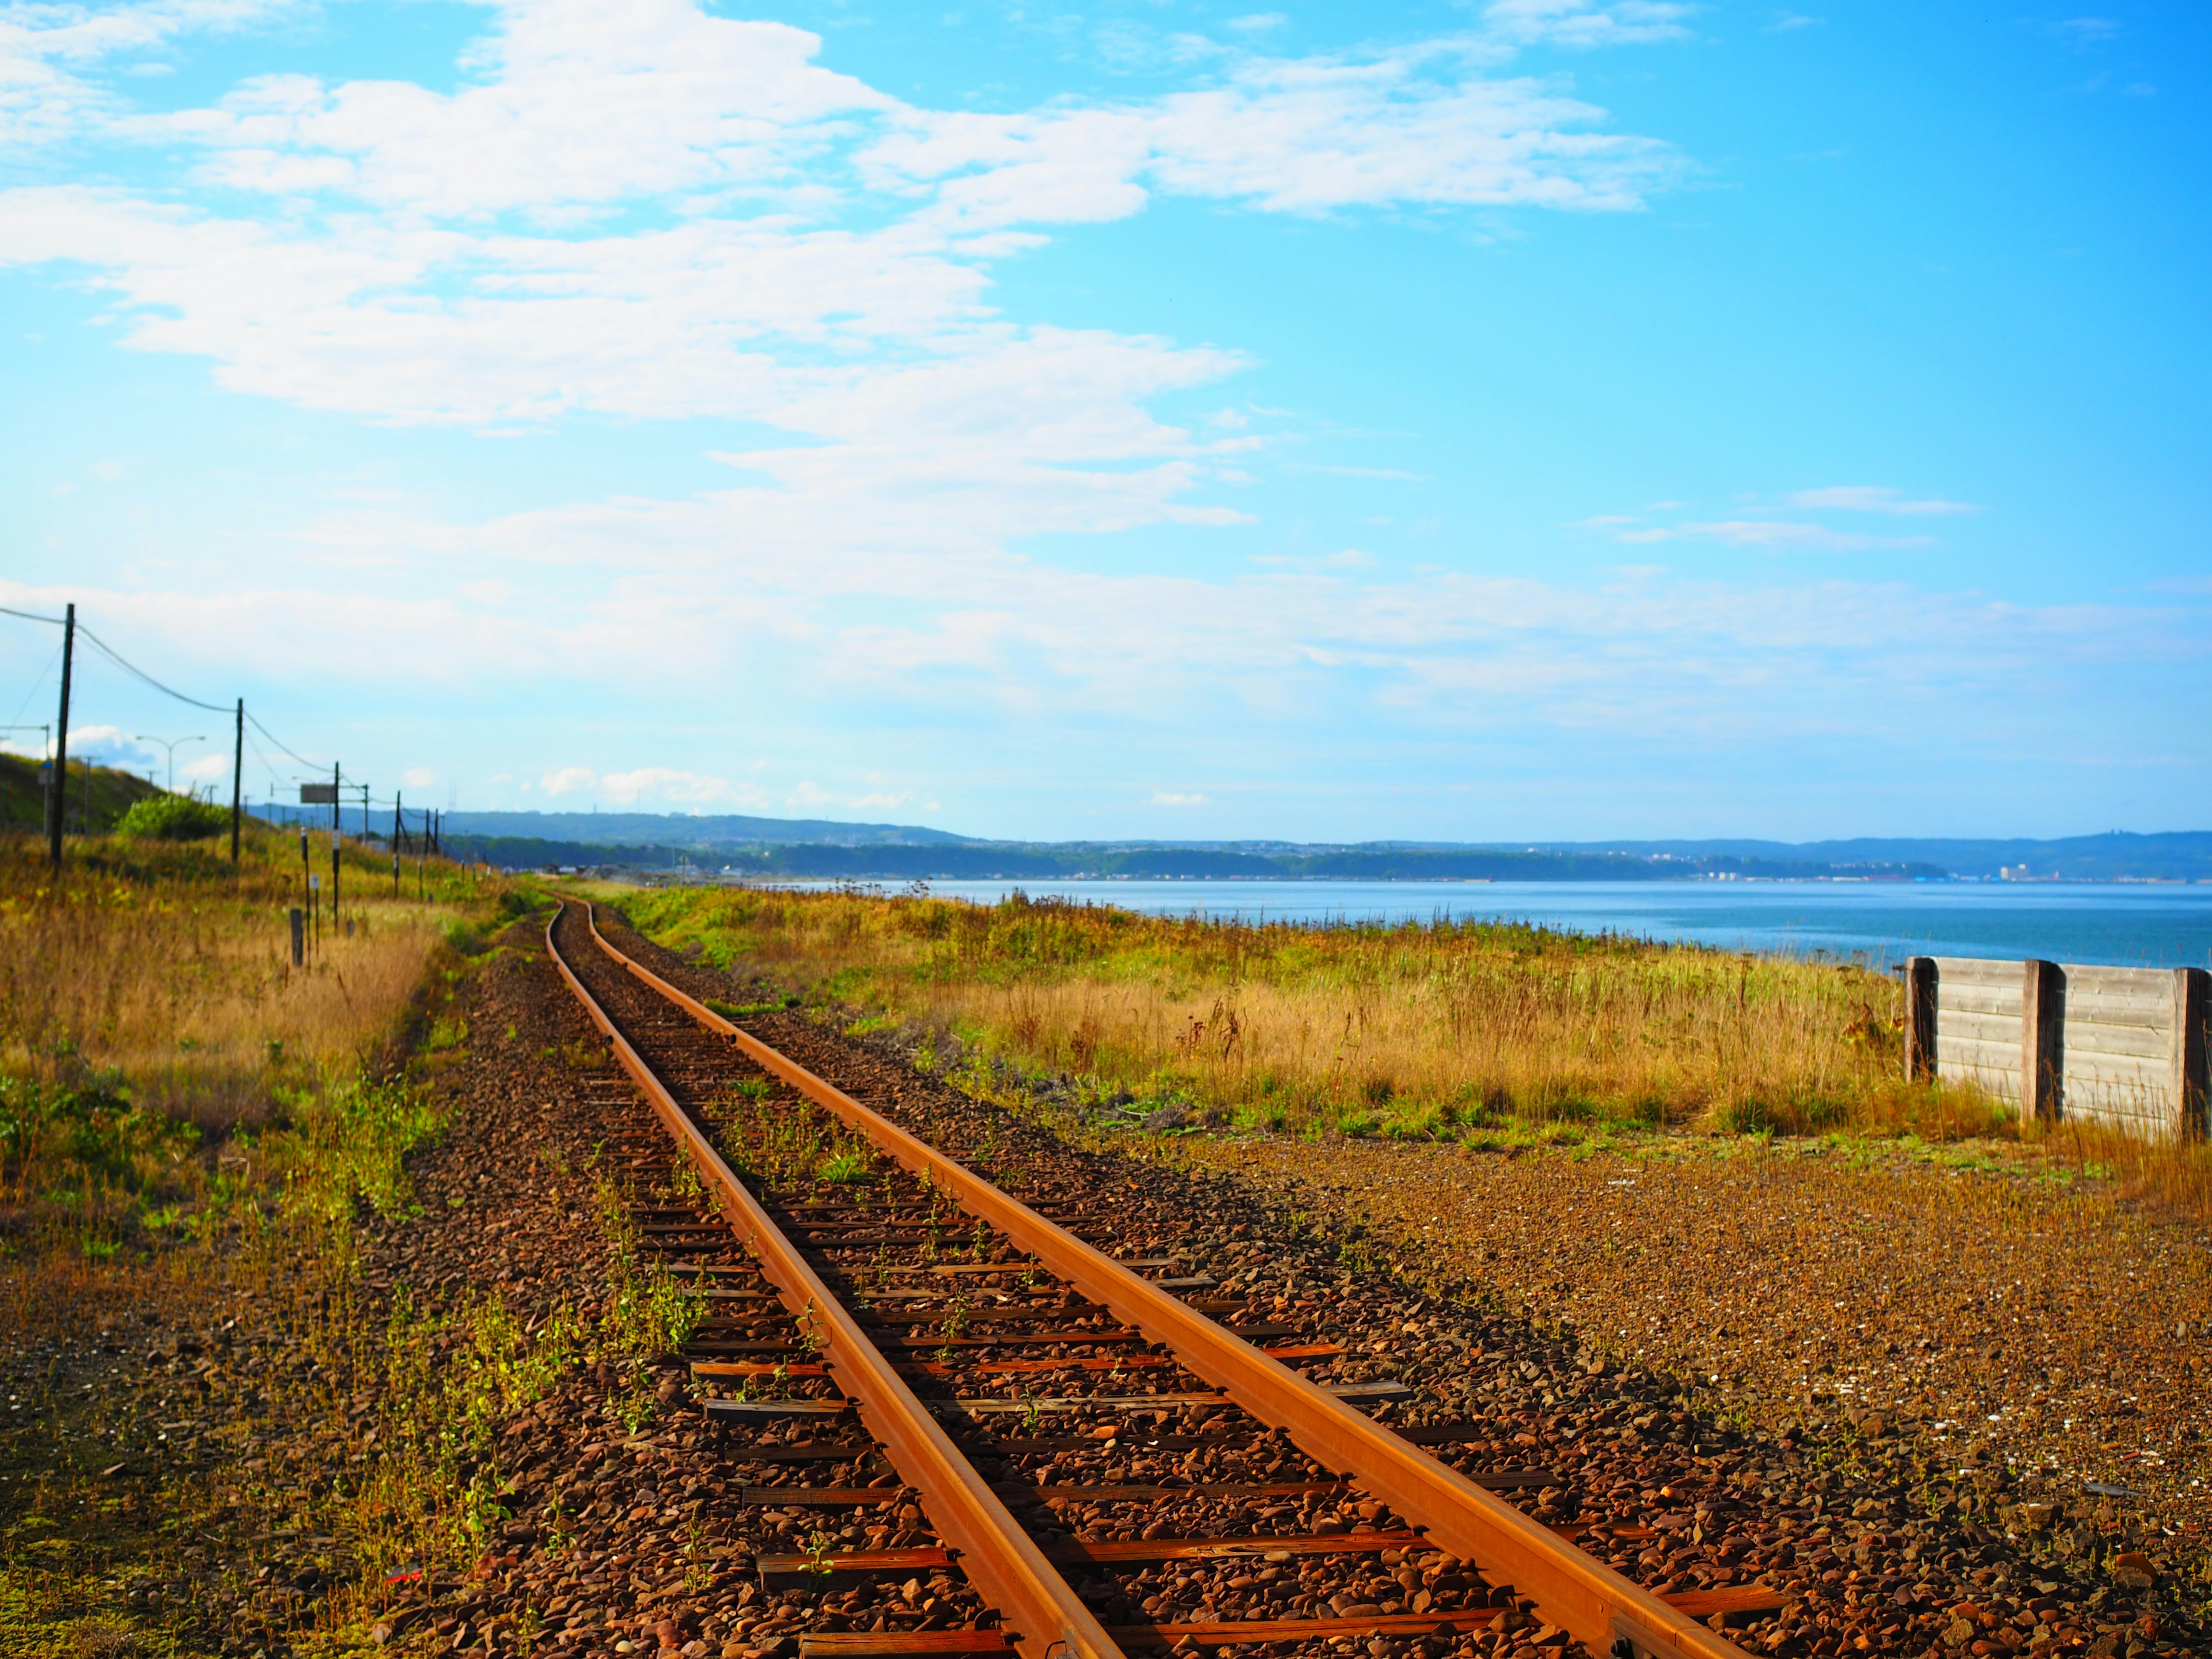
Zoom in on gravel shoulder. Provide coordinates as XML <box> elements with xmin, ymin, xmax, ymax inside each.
<box><xmin>612</xmin><ymin>915</ymin><xmax>2207</xmax><ymax>1659</ymax></box>
<box><xmin>1162</xmin><ymin>1132</ymin><xmax>2212</xmax><ymax>1543</ymax></box>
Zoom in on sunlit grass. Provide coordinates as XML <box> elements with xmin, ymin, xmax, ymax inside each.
<box><xmin>613</xmin><ymin>884</ymin><xmax>2008</xmax><ymax>1139</ymax></box>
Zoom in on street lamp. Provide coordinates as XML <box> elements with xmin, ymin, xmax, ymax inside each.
<box><xmin>134</xmin><ymin>733</ymin><xmax>207</xmax><ymax>793</ymax></box>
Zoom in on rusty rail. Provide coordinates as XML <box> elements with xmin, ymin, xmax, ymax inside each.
<box><xmin>546</xmin><ymin>903</ymin><xmax>1123</xmax><ymax>1659</ymax></box>
<box><xmin>584</xmin><ymin>903</ymin><xmax>1748</xmax><ymax>1659</ymax></box>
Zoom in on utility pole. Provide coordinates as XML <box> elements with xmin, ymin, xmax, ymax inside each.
<box><xmin>331</xmin><ymin>762</ymin><xmax>342</xmax><ymax>928</ymax></box>
<box><xmin>230</xmin><ymin>700</ymin><xmax>244</xmax><ymax>865</ymax></box>
<box><xmin>46</xmin><ymin>603</ymin><xmax>74</xmax><ymax>869</ymax></box>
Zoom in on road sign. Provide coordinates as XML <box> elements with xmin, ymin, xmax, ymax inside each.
<box><xmin>300</xmin><ymin>783</ymin><xmax>338</xmax><ymax>805</ymax></box>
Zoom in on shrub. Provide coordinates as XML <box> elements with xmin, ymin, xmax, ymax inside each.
<box><xmin>441</xmin><ymin>917</ymin><xmax>490</xmax><ymax>956</ymax></box>
<box><xmin>115</xmin><ymin>794</ymin><xmax>229</xmax><ymax>840</ymax></box>
<box><xmin>0</xmin><ymin>1074</ymin><xmax>197</xmax><ymax>1200</ymax></box>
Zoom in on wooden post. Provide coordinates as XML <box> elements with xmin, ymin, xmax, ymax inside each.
<box><xmin>2176</xmin><ymin>968</ymin><xmax>2211</xmax><ymax>1141</ymax></box>
<box><xmin>1903</xmin><ymin>957</ymin><xmax>1937</xmax><ymax>1081</ymax></box>
<box><xmin>2020</xmin><ymin>958</ymin><xmax>2065</xmax><ymax>1123</ymax></box>
<box><xmin>289</xmin><ymin>906</ymin><xmax>305</xmax><ymax>967</ymax></box>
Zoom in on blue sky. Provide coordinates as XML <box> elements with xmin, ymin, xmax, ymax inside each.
<box><xmin>2</xmin><ymin>0</ymin><xmax>2206</xmax><ymax>841</ymax></box>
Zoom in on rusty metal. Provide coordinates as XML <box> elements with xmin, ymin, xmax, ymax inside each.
<box><xmin>545</xmin><ymin>903</ymin><xmax>1123</xmax><ymax>1659</ymax></box>
<box><xmin>585</xmin><ymin>903</ymin><xmax>1748</xmax><ymax>1659</ymax></box>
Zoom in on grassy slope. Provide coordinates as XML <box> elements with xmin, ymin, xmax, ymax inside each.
<box><xmin>0</xmin><ymin>752</ymin><xmax>171</xmax><ymax>837</ymax></box>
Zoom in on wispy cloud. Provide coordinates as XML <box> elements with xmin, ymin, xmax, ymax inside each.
<box><xmin>541</xmin><ymin>765</ymin><xmax>741</xmax><ymax>805</ymax></box>
<box><xmin>2048</xmin><ymin>17</ymin><xmax>2121</xmax><ymax>47</ymax></box>
<box><xmin>1625</xmin><ymin>520</ymin><xmax>1931</xmax><ymax>551</ymax></box>
<box><xmin>0</xmin><ymin>0</ymin><xmax>1689</xmax><ymax>576</ymax></box>
<box><xmin>1580</xmin><ymin>483</ymin><xmax>1976</xmax><ymax>552</ymax></box>
<box><xmin>1152</xmin><ymin>791</ymin><xmax>1209</xmax><ymax>806</ymax></box>
<box><xmin>1786</xmin><ymin>484</ymin><xmax>1978</xmax><ymax>516</ymax></box>
<box><xmin>1481</xmin><ymin>1</ymin><xmax>1698</xmax><ymax>50</ymax></box>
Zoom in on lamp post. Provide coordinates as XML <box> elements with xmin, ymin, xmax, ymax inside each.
<box><xmin>134</xmin><ymin>733</ymin><xmax>207</xmax><ymax>793</ymax></box>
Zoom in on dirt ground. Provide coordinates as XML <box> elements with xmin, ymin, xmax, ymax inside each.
<box><xmin>1169</xmin><ymin>1131</ymin><xmax>2212</xmax><ymax>1543</ymax></box>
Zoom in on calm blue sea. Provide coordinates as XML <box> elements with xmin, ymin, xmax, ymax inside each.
<box><xmin>772</xmin><ymin>878</ymin><xmax>2212</xmax><ymax>971</ymax></box>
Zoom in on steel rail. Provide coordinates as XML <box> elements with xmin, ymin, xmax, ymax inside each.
<box><xmin>545</xmin><ymin>903</ymin><xmax>1124</xmax><ymax>1659</ymax></box>
<box><xmin>584</xmin><ymin>904</ymin><xmax>1748</xmax><ymax>1659</ymax></box>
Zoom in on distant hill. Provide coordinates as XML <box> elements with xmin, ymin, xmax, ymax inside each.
<box><xmin>0</xmin><ymin>752</ymin><xmax>165</xmax><ymax>836</ymax></box>
<box><xmin>436</xmin><ymin>809</ymin><xmax>2212</xmax><ymax>881</ymax></box>
<box><xmin>1520</xmin><ymin>832</ymin><xmax>2212</xmax><ymax>882</ymax></box>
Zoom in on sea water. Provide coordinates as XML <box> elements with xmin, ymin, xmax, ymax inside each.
<box><xmin>772</xmin><ymin>878</ymin><xmax>2212</xmax><ymax>971</ymax></box>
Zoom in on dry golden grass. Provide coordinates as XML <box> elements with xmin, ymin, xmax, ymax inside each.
<box><xmin>613</xmin><ymin>884</ymin><xmax>2002</xmax><ymax>1140</ymax></box>
<box><xmin>0</xmin><ymin>830</ymin><xmax>484</xmax><ymax>1134</ymax></box>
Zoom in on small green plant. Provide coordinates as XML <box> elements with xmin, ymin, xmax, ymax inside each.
<box><xmin>615</xmin><ymin>1364</ymin><xmax>660</xmax><ymax>1434</ymax></box>
<box><xmin>685</xmin><ymin>1516</ymin><xmax>715</xmax><ymax>1592</ymax></box>
<box><xmin>937</xmin><ymin>1289</ymin><xmax>971</xmax><ymax>1363</ymax></box>
<box><xmin>707</xmin><ymin>997</ymin><xmax>800</xmax><ymax>1020</ymax></box>
<box><xmin>670</xmin><ymin>1154</ymin><xmax>705</xmax><ymax>1206</ymax></box>
<box><xmin>817</xmin><ymin>1145</ymin><xmax>870</xmax><ymax>1184</ymax></box>
<box><xmin>801</xmin><ymin>1529</ymin><xmax>839</xmax><ymax>1577</ymax></box>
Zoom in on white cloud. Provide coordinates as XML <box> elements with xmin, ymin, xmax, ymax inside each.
<box><xmin>6</xmin><ymin>533</ymin><xmax>2200</xmax><ymax>771</ymax></box>
<box><xmin>540</xmin><ymin>764</ymin><xmax>738</xmax><ymax>804</ymax></box>
<box><xmin>0</xmin><ymin>0</ymin><xmax>1684</xmax><ymax>468</ymax></box>
<box><xmin>180</xmin><ymin>752</ymin><xmax>229</xmax><ymax>781</ymax></box>
<box><xmin>788</xmin><ymin>782</ymin><xmax>912</xmax><ymax>812</ymax></box>
<box><xmin>2049</xmin><ymin>17</ymin><xmax>2120</xmax><ymax>47</ymax></box>
<box><xmin>1152</xmin><ymin>791</ymin><xmax>1210</xmax><ymax>805</ymax></box>
<box><xmin>866</xmin><ymin>50</ymin><xmax>1678</xmax><ymax>230</ymax></box>
<box><xmin>540</xmin><ymin>766</ymin><xmax>596</xmax><ymax>797</ymax></box>
<box><xmin>61</xmin><ymin>724</ymin><xmax>154</xmax><ymax>769</ymax></box>
<box><xmin>152</xmin><ymin>4</ymin><xmax>889</xmax><ymax>218</ymax></box>
<box><xmin>0</xmin><ymin>0</ymin><xmax>287</xmax><ymax>150</ymax></box>
<box><xmin>1786</xmin><ymin>484</ymin><xmax>1978</xmax><ymax>516</ymax></box>
<box><xmin>1620</xmin><ymin>519</ymin><xmax>1931</xmax><ymax>552</ymax></box>
<box><xmin>402</xmin><ymin>766</ymin><xmax>435</xmax><ymax>789</ymax></box>
<box><xmin>1480</xmin><ymin>1</ymin><xmax>1696</xmax><ymax>50</ymax></box>
<box><xmin>600</xmin><ymin>767</ymin><xmax>732</xmax><ymax>804</ymax></box>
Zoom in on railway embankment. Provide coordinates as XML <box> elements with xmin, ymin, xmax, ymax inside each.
<box><xmin>3</xmin><ymin>865</ymin><xmax>2204</xmax><ymax>1659</ymax></box>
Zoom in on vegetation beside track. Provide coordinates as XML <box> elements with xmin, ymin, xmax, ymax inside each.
<box><xmin>0</xmin><ymin>832</ymin><xmax>561</xmax><ymax>1654</ymax></box>
<box><xmin>607</xmin><ymin>883</ymin><xmax>1988</xmax><ymax>1141</ymax></box>
<box><xmin>604</xmin><ymin>882</ymin><xmax>2212</xmax><ymax>1217</ymax></box>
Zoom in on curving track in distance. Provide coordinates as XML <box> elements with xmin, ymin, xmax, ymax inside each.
<box><xmin>546</xmin><ymin>899</ymin><xmax>1752</xmax><ymax>1659</ymax></box>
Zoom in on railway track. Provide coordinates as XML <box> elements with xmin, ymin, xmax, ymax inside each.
<box><xmin>545</xmin><ymin>900</ymin><xmax>1764</xmax><ymax>1659</ymax></box>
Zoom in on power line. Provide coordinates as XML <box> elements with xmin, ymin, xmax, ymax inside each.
<box><xmin>75</xmin><ymin>624</ymin><xmax>233</xmax><ymax>715</ymax></box>
<box><xmin>246</xmin><ymin>710</ymin><xmax>322</xmax><ymax>772</ymax></box>
<box><xmin>11</xmin><ymin>603</ymin><xmax>388</xmax><ymax>838</ymax></box>
<box><xmin>8</xmin><ymin>641</ymin><xmax>62</xmax><ymax>731</ymax></box>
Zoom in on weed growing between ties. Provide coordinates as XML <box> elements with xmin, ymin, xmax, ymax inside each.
<box><xmin>615</xmin><ymin>884</ymin><xmax>2013</xmax><ymax>1148</ymax></box>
